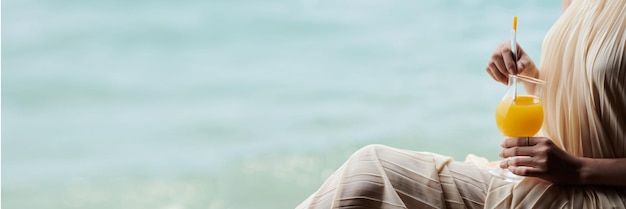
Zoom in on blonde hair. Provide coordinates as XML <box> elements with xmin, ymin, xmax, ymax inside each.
<box><xmin>539</xmin><ymin>0</ymin><xmax>626</xmax><ymax>158</ymax></box>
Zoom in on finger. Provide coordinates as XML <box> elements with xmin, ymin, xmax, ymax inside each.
<box><xmin>506</xmin><ymin>156</ymin><xmax>535</xmax><ymax>167</ymax></box>
<box><xmin>508</xmin><ymin>166</ymin><xmax>544</xmax><ymax>177</ymax></box>
<box><xmin>516</xmin><ymin>44</ymin><xmax>526</xmax><ymax>57</ymax></box>
<box><xmin>491</xmin><ymin>52</ymin><xmax>510</xmax><ymax>77</ymax></box>
<box><xmin>517</xmin><ymin>53</ymin><xmax>532</xmax><ymax>75</ymax></box>
<box><xmin>499</xmin><ymin>158</ymin><xmax>510</xmax><ymax>169</ymax></box>
<box><xmin>502</xmin><ymin>137</ymin><xmax>537</xmax><ymax>148</ymax></box>
<box><xmin>500</xmin><ymin>46</ymin><xmax>517</xmax><ymax>74</ymax></box>
<box><xmin>487</xmin><ymin>63</ymin><xmax>507</xmax><ymax>84</ymax></box>
<box><xmin>511</xmin><ymin>43</ymin><xmax>530</xmax><ymax>74</ymax></box>
<box><xmin>517</xmin><ymin>62</ymin><xmax>526</xmax><ymax>74</ymax></box>
<box><xmin>486</xmin><ymin>67</ymin><xmax>498</xmax><ymax>82</ymax></box>
<box><xmin>499</xmin><ymin>146</ymin><xmax>534</xmax><ymax>158</ymax></box>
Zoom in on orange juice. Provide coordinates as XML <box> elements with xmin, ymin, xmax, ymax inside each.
<box><xmin>495</xmin><ymin>95</ymin><xmax>543</xmax><ymax>137</ymax></box>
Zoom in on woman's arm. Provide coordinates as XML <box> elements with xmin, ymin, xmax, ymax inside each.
<box><xmin>580</xmin><ymin>158</ymin><xmax>626</xmax><ymax>186</ymax></box>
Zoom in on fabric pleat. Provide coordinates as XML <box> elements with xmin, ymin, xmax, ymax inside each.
<box><xmin>541</xmin><ymin>0</ymin><xmax>626</xmax><ymax>158</ymax></box>
<box><xmin>297</xmin><ymin>145</ymin><xmax>626</xmax><ymax>209</ymax></box>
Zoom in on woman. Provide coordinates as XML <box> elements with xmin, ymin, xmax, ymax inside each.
<box><xmin>297</xmin><ymin>0</ymin><xmax>626</xmax><ymax>208</ymax></box>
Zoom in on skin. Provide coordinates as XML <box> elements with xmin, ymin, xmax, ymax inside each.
<box><xmin>499</xmin><ymin>137</ymin><xmax>626</xmax><ymax>186</ymax></box>
<box><xmin>486</xmin><ymin>0</ymin><xmax>626</xmax><ymax>187</ymax></box>
<box><xmin>562</xmin><ymin>0</ymin><xmax>572</xmax><ymax>12</ymax></box>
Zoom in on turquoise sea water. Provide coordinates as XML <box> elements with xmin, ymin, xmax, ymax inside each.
<box><xmin>3</xmin><ymin>0</ymin><xmax>560</xmax><ymax>208</ymax></box>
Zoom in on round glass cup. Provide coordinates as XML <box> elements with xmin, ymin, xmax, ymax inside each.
<box><xmin>489</xmin><ymin>74</ymin><xmax>546</xmax><ymax>182</ymax></box>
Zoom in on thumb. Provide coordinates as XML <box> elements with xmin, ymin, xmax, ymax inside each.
<box><xmin>517</xmin><ymin>62</ymin><xmax>526</xmax><ymax>74</ymax></box>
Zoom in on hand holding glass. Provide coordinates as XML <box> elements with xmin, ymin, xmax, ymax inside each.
<box><xmin>490</xmin><ymin>75</ymin><xmax>546</xmax><ymax>182</ymax></box>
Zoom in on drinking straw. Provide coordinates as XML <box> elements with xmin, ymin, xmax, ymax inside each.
<box><xmin>511</xmin><ymin>16</ymin><xmax>518</xmax><ymax>101</ymax></box>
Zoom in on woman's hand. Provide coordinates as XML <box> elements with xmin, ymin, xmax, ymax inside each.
<box><xmin>486</xmin><ymin>41</ymin><xmax>539</xmax><ymax>85</ymax></box>
<box><xmin>499</xmin><ymin>137</ymin><xmax>584</xmax><ymax>185</ymax></box>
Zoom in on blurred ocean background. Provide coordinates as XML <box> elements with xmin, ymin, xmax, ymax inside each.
<box><xmin>3</xmin><ymin>0</ymin><xmax>561</xmax><ymax>208</ymax></box>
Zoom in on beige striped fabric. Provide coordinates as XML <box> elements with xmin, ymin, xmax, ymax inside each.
<box><xmin>297</xmin><ymin>0</ymin><xmax>626</xmax><ymax>208</ymax></box>
<box><xmin>296</xmin><ymin>145</ymin><xmax>626</xmax><ymax>209</ymax></box>
<box><xmin>297</xmin><ymin>145</ymin><xmax>497</xmax><ymax>209</ymax></box>
<box><xmin>540</xmin><ymin>0</ymin><xmax>626</xmax><ymax>158</ymax></box>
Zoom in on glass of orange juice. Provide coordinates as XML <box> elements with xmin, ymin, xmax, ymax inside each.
<box><xmin>491</xmin><ymin>74</ymin><xmax>546</xmax><ymax>182</ymax></box>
